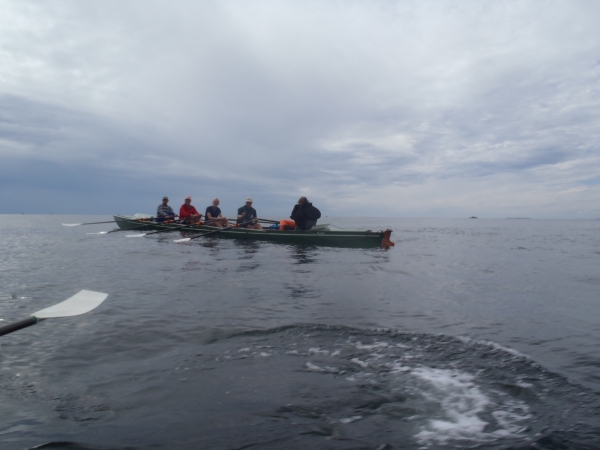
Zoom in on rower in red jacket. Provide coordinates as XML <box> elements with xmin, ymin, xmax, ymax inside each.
<box><xmin>180</xmin><ymin>196</ymin><xmax>202</xmax><ymax>224</ymax></box>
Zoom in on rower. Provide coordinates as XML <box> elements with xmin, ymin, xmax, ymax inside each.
<box><xmin>290</xmin><ymin>196</ymin><xmax>321</xmax><ymax>230</ymax></box>
<box><xmin>180</xmin><ymin>196</ymin><xmax>202</xmax><ymax>224</ymax></box>
<box><xmin>237</xmin><ymin>197</ymin><xmax>263</xmax><ymax>230</ymax></box>
<box><xmin>205</xmin><ymin>198</ymin><xmax>229</xmax><ymax>228</ymax></box>
<box><xmin>156</xmin><ymin>196</ymin><xmax>176</xmax><ymax>223</ymax></box>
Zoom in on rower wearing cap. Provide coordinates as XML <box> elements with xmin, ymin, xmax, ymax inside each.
<box><xmin>180</xmin><ymin>196</ymin><xmax>202</xmax><ymax>224</ymax></box>
<box><xmin>156</xmin><ymin>196</ymin><xmax>176</xmax><ymax>223</ymax></box>
<box><xmin>237</xmin><ymin>197</ymin><xmax>263</xmax><ymax>230</ymax></box>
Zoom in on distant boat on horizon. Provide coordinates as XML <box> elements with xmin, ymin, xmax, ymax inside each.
<box><xmin>469</xmin><ymin>216</ymin><xmax>478</xmax><ymax>219</ymax></box>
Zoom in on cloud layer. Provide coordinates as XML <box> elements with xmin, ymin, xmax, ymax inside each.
<box><xmin>1</xmin><ymin>0</ymin><xmax>599</xmax><ymax>217</ymax></box>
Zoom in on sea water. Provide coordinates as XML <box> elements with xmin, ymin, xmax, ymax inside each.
<box><xmin>0</xmin><ymin>215</ymin><xmax>599</xmax><ymax>449</ymax></box>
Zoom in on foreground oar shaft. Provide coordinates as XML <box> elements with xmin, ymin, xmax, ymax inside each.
<box><xmin>0</xmin><ymin>317</ymin><xmax>38</xmax><ymax>337</ymax></box>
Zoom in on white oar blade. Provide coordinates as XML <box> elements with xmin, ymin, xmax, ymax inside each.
<box><xmin>33</xmin><ymin>290</ymin><xmax>109</xmax><ymax>319</ymax></box>
<box><xmin>126</xmin><ymin>234</ymin><xmax>146</xmax><ymax>238</ymax></box>
<box><xmin>87</xmin><ymin>231</ymin><xmax>108</xmax><ymax>235</ymax></box>
<box><xmin>173</xmin><ymin>238</ymin><xmax>191</xmax><ymax>243</ymax></box>
<box><xmin>62</xmin><ymin>223</ymin><xmax>82</xmax><ymax>227</ymax></box>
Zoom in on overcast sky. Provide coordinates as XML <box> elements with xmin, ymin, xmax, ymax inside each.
<box><xmin>1</xmin><ymin>0</ymin><xmax>599</xmax><ymax>218</ymax></box>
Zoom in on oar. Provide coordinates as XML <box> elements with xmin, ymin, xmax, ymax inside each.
<box><xmin>87</xmin><ymin>221</ymin><xmax>163</xmax><ymax>235</ymax></box>
<box><xmin>62</xmin><ymin>220</ymin><xmax>117</xmax><ymax>227</ymax></box>
<box><xmin>0</xmin><ymin>290</ymin><xmax>109</xmax><ymax>337</ymax></box>
<box><xmin>126</xmin><ymin>218</ymin><xmax>223</xmax><ymax>238</ymax></box>
<box><xmin>173</xmin><ymin>219</ymin><xmax>255</xmax><ymax>243</ymax></box>
<box><xmin>257</xmin><ymin>218</ymin><xmax>281</xmax><ymax>224</ymax></box>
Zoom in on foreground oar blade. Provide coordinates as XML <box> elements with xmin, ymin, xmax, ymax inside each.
<box><xmin>173</xmin><ymin>238</ymin><xmax>191</xmax><ymax>243</ymax></box>
<box><xmin>33</xmin><ymin>290</ymin><xmax>109</xmax><ymax>319</ymax></box>
<box><xmin>62</xmin><ymin>223</ymin><xmax>83</xmax><ymax>226</ymax></box>
<box><xmin>87</xmin><ymin>231</ymin><xmax>108</xmax><ymax>235</ymax></box>
<box><xmin>126</xmin><ymin>234</ymin><xmax>147</xmax><ymax>238</ymax></box>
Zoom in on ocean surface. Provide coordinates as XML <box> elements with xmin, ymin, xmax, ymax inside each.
<box><xmin>0</xmin><ymin>215</ymin><xmax>599</xmax><ymax>449</ymax></box>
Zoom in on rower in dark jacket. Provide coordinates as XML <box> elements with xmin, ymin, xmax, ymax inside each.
<box><xmin>290</xmin><ymin>197</ymin><xmax>321</xmax><ymax>230</ymax></box>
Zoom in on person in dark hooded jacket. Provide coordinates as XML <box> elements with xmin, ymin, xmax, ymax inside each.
<box><xmin>290</xmin><ymin>197</ymin><xmax>321</xmax><ymax>230</ymax></box>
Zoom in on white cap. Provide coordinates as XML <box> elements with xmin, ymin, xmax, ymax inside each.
<box><xmin>245</xmin><ymin>197</ymin><xmax>253</xmax><ymax>203</ymax></box>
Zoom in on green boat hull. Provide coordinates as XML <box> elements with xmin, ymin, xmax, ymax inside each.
<box><xmin>114</xmin><ymin>215</ymin><xmax>392</xmax><ymax>249</ymax></box>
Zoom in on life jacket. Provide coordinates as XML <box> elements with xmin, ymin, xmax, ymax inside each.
<box><xmin>280</xmin><ymin>219</ymin><xmax>296</xmax><ymax>230</ymax></box>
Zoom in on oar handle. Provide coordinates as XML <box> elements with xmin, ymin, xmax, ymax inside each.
<box><xmin>0</xmin><ymin>317</ymin><xmax>38</xmax><ymax>337</ymax></box>
<box><xmin>146</xmin><ymin>218</ymin><xmax>229</xmax><ymax>236</ymax></box>
<box><xmin>187</xmin><ymin>218</ymin><xmax>255</xmax><ymax>240</ymax></box>
<box><xmin>143</xmin><ymin>218</ymin><xmax>214</xmax><ymax>236</ymax></box>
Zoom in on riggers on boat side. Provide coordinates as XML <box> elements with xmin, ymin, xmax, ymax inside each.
<box><xmin>113</xmin><ymin>215</ymin><xmax>394</xmax><ymax>249</ymax></box>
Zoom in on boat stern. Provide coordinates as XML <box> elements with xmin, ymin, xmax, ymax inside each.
<box><xmin>381</xmin><ymin>229</ymin><xmax>394</xmax><ymax>249</ymax></box>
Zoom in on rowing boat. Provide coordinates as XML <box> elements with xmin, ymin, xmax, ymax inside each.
<box><xmin>113</xmin><ymin>215</ymin><xmax>394</xmax><ymax>248</ymax></box>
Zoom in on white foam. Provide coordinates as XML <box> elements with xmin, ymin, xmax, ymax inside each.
<box><xmin>351</xmin><ymin>358</ymin><xmax>369</xmax><ymax>368</ymax></box>
<box><xmin>491</xmin><ymin>408</ymin><xmax>531</xmax><ymax>436</ymax></box>
<box><xmin>355</xmin><ymin>341</ymin><xmax>389</xmax><ymax>350</ymax></box>
<box><xmin>305</xmin><ymin>362</ymin><xmax>338</xmax><ymax>373</ymax></box>
<box><xmin>388</xmin><ymin>363</ymin><xmax>411</xmax><ymax>373</ymax></box>
<box><xmin>407</xmin><ymin>366</ymin><xmax>530</xmax><ymax>445</ymax></box>
<box><xmin>339</xmin><ymin>416</ymin><xmax>362</xmax><ymax>424</ymax></box>
<box><xmin>306</xmin><ymin>362</ymin><xmax>322</xmax><ymax>371</ymax></box>
<box><xmin>309</xmin><ymin>348</ymin><xmax>330</xmax><ymax>355</ymax></box>
<box><xmin>455</xmin><ymin>335</ymin><xmax>530</xmax><ymax>359</ymax></box>
<box><xmin>412</xmin><ymin>367</ymin><xmax>490</xmax><ymax>444</ymax></box>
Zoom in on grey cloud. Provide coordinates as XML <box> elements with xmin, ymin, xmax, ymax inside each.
<box><xmin>1</xmin><ymin>0</ymin><xmax>600</xmax><ymax>217</ymax></box>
